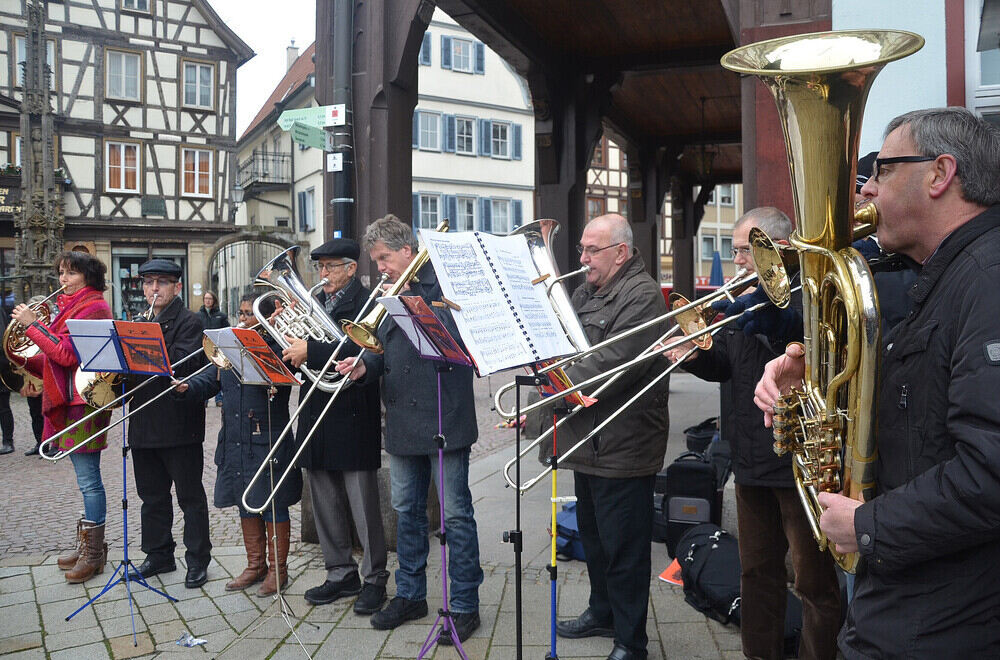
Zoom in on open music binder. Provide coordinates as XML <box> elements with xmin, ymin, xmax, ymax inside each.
<box><xmin>202</xmin><ymin>327</ymin><xmax>300</xmax><ymax>386</ymax></box>
<box><xmin>378</xmin><ymin>295</ymin><xmax>473</xmax><ymax>367</ymax></box>
<box><xmin>65</xmin><ymin>319</ymin><xmax>172</xmax><ymax>377</ymax></box>
<box><xmin>419</xmin><ymin>229</ymin><xmax>577</xmax><ymax>375</ymax></box>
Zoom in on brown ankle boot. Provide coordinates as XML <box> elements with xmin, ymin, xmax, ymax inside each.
<box><xmin>257</xmin><ymin>520</ymin><xmax>290</xmax><ymax>597</ymax></box>
<box><xmin>58</xmin><ymin>516</ymin><xmax>85</xmax><ymax>571</ymax></box>
<box><xmin>226</xmin><ymin>517</ymin><xmax>267</xmax><ymax>591</ymax></box>
<box><xmin>66</xmin><ymin>521</ymin><xmax>107</xmax><ymax>584</ymax></box>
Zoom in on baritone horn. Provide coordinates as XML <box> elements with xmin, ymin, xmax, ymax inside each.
<box><xmin>721</xmin><ymin>29</ymin><xmax>924</xmax><ymax>573</ymax></box>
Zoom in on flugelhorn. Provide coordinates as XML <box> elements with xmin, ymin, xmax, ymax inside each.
<box><xmin>721</xmin><ymin>28</ymin><xmax>924</xmax><ymax>573</ymax></box>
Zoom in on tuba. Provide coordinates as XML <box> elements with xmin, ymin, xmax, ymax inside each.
<box><xmin>721</xmin><ymin>30</ymin><xmax>924</xmax><ymax>572</ymax></box>
<box><xmin>254</xmin><ymin>246</ymin><xmax>347</xmax><ymax>392</ymax></box>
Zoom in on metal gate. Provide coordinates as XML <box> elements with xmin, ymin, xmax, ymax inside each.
<box><xmin>209</xmin><ymin>240</ymin><xmax>286</xmax><ymax>322</ymax></box>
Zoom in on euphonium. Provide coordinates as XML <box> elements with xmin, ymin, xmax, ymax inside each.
<box><xmin>722</xmin><ymin>30</ymin><xmax>924</xmax><ymax>573</ymax></box>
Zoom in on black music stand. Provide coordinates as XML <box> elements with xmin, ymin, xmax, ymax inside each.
<box><xmin>63</xmin><ymin>319</ymin><xmax>177</xmax><ymax>646</ymax></box>
<box><xmin>207</xmin><ymin>328</ymin><xmax>317</xmax><ymax>660</ymax></box>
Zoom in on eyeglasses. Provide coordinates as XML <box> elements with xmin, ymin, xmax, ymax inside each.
<box><xmin>238</xmin><ymin>309</ymin><xmax>253</xmax><ymax>316</ymax></box>
<box><xmin>871</xmin><ymin>155</ymin><xmax>936</xmax><ymax>182</ymax></box>
<box><xmin>575</xmin><ymin>243</ymin><xmax>622</xmax><ymax>256</ymax></box>
<box><xmin>731</xmin><ymin>246</ymin><xmax>752</xmax><ymax>258</ymax></box>
<box><xmin>312</xmin><ymin>261</ymin><xmax>352</xmax><ymax>273</ymax></box>
<box><xmin>141</xmin><ymin>277</ymin><xmax>178</xmax><ymax>287</ymax></box>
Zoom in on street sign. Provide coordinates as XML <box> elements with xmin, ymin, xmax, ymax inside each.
<box><xmin>326</xmin><ymin>153</ymin><xmax>343</xmax><ymax>172</ymax></box>
<box><xmin>277</xmin><ymin>104</ymin><xmax>347</xmax><ymax>130</ymax></box>
<box><xmin>289</xmin><ymin>121</ymin><xmax>328</xmax><ymax>150</ymax></box>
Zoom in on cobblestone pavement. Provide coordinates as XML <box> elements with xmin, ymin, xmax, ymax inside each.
<box><xmin>0</xmin><ymin>373</ymin><xmax>745</xmax><ymax>658</ymax></box>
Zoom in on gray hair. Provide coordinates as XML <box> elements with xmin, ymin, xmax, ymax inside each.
<box><xmin>885</xmin><ymin>107</ymin><xmax>1000</xmax><ymax>206</ymax></box>
<box><xmin>590</xmin><ymin>213</ymin><xmax>634</xmax><ymax>250</ymax></box>
<box><xmin>735</xmin><ymin>207</ymin><xmax>793</xmax><ymax>241</ymax></box>
<box><xmin>362</xmin><ymin>214</ymin><xmax>419</xmax><ymax>253</ymax></box>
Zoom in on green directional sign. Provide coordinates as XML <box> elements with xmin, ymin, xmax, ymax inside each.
<box><xmin>289</xmin><ymin>121</ymin><xmax>329</xmax><ymax>150</ymax></box>
<box><xmin>277</xmin><ymin>104</ymin><xmax>346</xmax><ymax>130</ymax></box>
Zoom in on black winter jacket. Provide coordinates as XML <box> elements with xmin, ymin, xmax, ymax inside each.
<box><xmin>358</xmin><ymin>262</ymin><xmax>477</xmax><ymax>456</ymax></box>
<box><xmin>181</xmin><ymin>340</ymin><xmax>301</xmax><ymax>511</ymax></box>
<box><xmin>295</xmin><ymin>277</ymin><xmax>382</xmax><ymax>471</ymax></box>
<box><xmin>197</xmin><ymin>305</ymin><xmax>230</xmax><ymax>330</ymax></box>
<box><xmin>682</xmin><ymin>328</ymin><xmax>792</xmax><ymax>487</ymax></box>
<box><xmin>842</xmin><ymin>205</ymin><xmax>1000</xmax><ymax>659</ymax></box>
<box><xmin>127</xmin><ymin>297</ymin><xmax>206</xmax><ymax>448</ymax></box>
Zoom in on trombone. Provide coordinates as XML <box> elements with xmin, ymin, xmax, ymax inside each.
<box><xmin>240</xmin><ymin>275</ymin><xmax>387</xmax><ymax>515</ymax></box>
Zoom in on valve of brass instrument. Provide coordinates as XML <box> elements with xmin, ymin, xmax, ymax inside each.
<box><xmin>771</xmin><ymin>397</ymin><xmax>793</xmax><ymax>455</ymax></box>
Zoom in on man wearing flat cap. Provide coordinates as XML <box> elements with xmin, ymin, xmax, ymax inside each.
<box><xmin>127</xmin><ymin>259</ymin><xmax>212</xmax><ymax>588</ymax></box>
<box><xmin>281</xmin><ymin>238</ymin><xmax>388</xmax><ymax>615</ymax></box>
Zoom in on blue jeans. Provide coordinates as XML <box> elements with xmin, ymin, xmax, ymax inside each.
<box><xmin>390</xmin><ymin>448</ymin><xmax>483</xmax><ymax>612</ymax></box>
<box><xmin>70</xmin><ymin>451</ymin><xmax>106</xmax><ymax>525</ymax></box>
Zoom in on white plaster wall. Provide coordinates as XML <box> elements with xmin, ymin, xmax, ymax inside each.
<box><xmin>833</xmin><ymin>0</ymin><xmax>948</xmax><ymax>154</ymax></box>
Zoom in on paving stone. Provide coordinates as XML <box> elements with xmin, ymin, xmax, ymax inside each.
<box><xmin>0</xmin><ymin>573</ymin><xmax>34</xmax><ymax>593</ymax></box>
<box><xmin>269</xmin><ymin>642</ymin><xmax>320</xmax><ymax>659</ymax></box>
<box><xmin>0</xmin><ymin>648</ymin><xmax>47</xmax><ymax>660</ymax></box>
<box><xmin>174</xmin><ymin>595</ymin><xmax>220</xmax><ymax>621</ymax></box>
<box><xmin>107</xmin><ymin>632</ymin><xmax>155</xmax><ymax>659</ymax></box>
<box><xmin>43</xmin><ymin>625</ymin><xmax>107</xmax><ymax>652</ymax></box>
<box><xmin>0</xmin><ymin>588</ymin><xmax>36</xmax><ymax>607</ymax></box>
<box><xmin>30</xmin><ymin>565</ymin><xmax>67</xmax><ymax>587</ymax></box>
<box><xmin>137</xmin><ymin>601</ymin><xmax>178</xmax><ymax>625</ymax></box>
<box><xmin>49</xmin><ymin>640</ymin><xmax>111</xmax><ymax>660</ymax></box>
<box><xmin>0</xmin><ymin>632</ymin><xmax>42</xmax><ymax>654</ymax></box>
<box><xmin>40</xmin><ymin>596</ymin><xmax>99</xmax><ymax>634</ymax></box>
<box><xmin>34</xmin><ymin>580</ymin><xmax>90</xmax><ymax>605</ymax></box>
<box><xmin>0</xmin><ymin>601</ymin><xmax>42</xmax><ymax>637</ymax></box>
<box><xmin>658</xmin><ymin>622</ymin><xmax>723</xmax><ymax>659</ymax></box>
<box><xmin>214</xmin><ymin>591</ymin><xmax>257</xmax><ymax>615</ymax></box>
<box><xmin>317</xmin><ymin>626</ymin><xmax>390</xmax><ymax>659</ymax></box>
<box><xmin>0</xmin><ymin>566</ymin><xmax>30</xmax><ymax>579</ymax></box>
<box><xmin>147</xmin><ymin>618</ymin><xmax>188</xmax><ymax>646</ymax></box>
<box><xmin>184</xmin><ymin>612</ymin><xmax>230</xmax><ymax>636</ymax></box>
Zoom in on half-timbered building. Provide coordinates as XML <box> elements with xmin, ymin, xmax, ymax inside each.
<box><xmin>0</xmin><ymin>0</ymin><xmax>252</xmax><ymax>318</ymax></box>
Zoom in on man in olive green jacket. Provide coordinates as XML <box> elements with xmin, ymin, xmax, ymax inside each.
<box><xmin>534</xmin><ymin>214</ymin><xmax>669</xmax><ymax>660</ymax></box>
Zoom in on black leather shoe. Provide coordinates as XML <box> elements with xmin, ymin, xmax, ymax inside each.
<box><xmin>353</xmin><ymin>583</ymin><xmax>387</xmax><ymax>615</ymax></box>
<box><xmin>437</xmin><ymin>610</ymin><xmax>481</xmax><ymax>645</ymax></box>
<box><xmin>556</xmin><ymin>607</ymin><xmax>615</xmax><ymax>639</ymax></box>
<box><xmin>304</xmin><ymin>573</ymin><xmax>362</xmax><ymax>605</ymax></box>
<box><xmin>184</xmin><ymin>564</ymin><xmax>208</xmax><ymax>588</ymax></box>
<box><xmin>24</xmin><ymin>443</ymin><xmax>40</xmax><ymax>456</ymax></box>
<box><xmin>128</xmin><ymin>556</ymin><xmax>177</xmax><ymax>581</ymax></box>
<box><xmin>370</xmin><ymin>596</ymin><xmax>428</xmax><ymax>630</ymax></box>
<box><xmin>0</xmin><ymin>442</ymin><xmax>13</xmax><ymax>455</ymax></box>
<box><xmin>607</xmin><ymin>642</ymin><xmax>638</xmax><ymax>660</ymax></box>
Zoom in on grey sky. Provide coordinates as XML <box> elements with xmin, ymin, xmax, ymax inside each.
<box><xmin>208</xmin><ymin>0</ymin><xmax>316</xmax><ymax>138</ymax></box>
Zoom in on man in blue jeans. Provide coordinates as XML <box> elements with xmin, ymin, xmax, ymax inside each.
<box><xmin>336</xmin><ymin>214</ymin><xmax>483</xmax><ymax>644</ymax></box>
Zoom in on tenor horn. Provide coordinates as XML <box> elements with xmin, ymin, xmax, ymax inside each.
<box><xmin>721</xmin><ymin>29</ymin><xmax>924</xmax><ymax>572</ymax></box>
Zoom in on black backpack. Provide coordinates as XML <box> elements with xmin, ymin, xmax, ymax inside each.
<box><xmin>677</xmin><ymin>523</ymin><xmax>742</xmax><ymax>624</ymax></box>
<box><xmin>662</xmin><ymin>451</ymin><xmax>724</xmax><ymax>557</ymax></box>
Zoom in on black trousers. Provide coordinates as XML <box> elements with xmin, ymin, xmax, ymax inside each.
<box><xmin>131</xmin><ymin>444</ymin><xmax>212</xmax><ymax>568</ymax></box>
<box><xmin>0</xmin><ymin>391</ymin><xmax>12</xmax><ymax>443</ymax></box>
<box><xmin>574</xmin><ymin>471</ymin><xmax>655</xmax><ymax>658</ymax></box>
<box><xmin>27</xmin><ymin>394</ymin><xmax>43</xmax><ymax>443</ymax></box>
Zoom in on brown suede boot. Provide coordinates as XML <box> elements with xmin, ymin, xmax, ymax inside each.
<box><xmin>57</xmin><ymin>516</ymin><xmax>84</xmax><ymax>571</ymax></box>
<box><xmin>226</xmin><ymin>517</ymin><xmax>267</xmax><ymax>591</ymax></box>
<box><xmin>257</xmin><ymin>520</ymin><xmax>290</xmax><ymax>597</ymax></box>
<box><xmin>66</xmin><ymin>521</ymin><xmax>107</xmax><ymax>584</ymax></box>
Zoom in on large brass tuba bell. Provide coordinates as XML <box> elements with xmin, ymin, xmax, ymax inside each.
<box><xmin>722</xmin><ymin>30</ymin><xmax>924</xmax><ymax>572</ymax></box>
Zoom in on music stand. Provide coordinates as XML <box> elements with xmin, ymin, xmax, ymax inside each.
<box><xmin>379</xmin><ymin>296</ymin><xmax>475</xmax><ymax>659</ymax></box>
<box><xmin>63</xmin><ymin>319</ymin><xmax>178</xmax><ymax>646</ymax></box>
<box><xmin>206</xmin><ymin>328</ymin><xmax>317</xmax><ymax>660</ymax></box>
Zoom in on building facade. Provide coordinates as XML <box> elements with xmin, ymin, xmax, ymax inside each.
<box><xmin>0</xmin><ymin>0</ymin><xmax>252</xmax><ymax>317</ymax></box>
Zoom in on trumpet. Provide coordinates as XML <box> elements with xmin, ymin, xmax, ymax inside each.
<box><xmin>3</xmin><ymin>286</ymin><xmax>66</xmax><ymax>389</ymax></box>
<box><xmin>240</xmin><ymin>276</ymin><xmax>387</xmax><ymax>515</ymax></box>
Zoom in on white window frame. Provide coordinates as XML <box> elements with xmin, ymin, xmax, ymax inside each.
<box><xmin>966</xmin><ymin>1</ymin><xmax>1000</xmax><ymax>119</ymax></box>
<box><xmin>456</xmin><ymin>196</ymin><xmax>476</xmax><ymax>231</ymax></box>
<box><xmin>419</xmin><ymin>194</ymin><xmax>439</xmax><ymax>229</ymax></box>
<box><xmin>182</xmin><ymin>61</ymin><xmax>214</xmax><ymax>110</ymax></box>
<box><xmin>106</xmin><ymin>50</ymin><xmax>142</xmax><ymax>102</ymax></box>
<box><xmin>299</xmin><ymin>188</ymin><xmax>316</xmax><ymax>232</ymax></box>
<box><xmin>700</xmin><ymin>235</ymin><xmax>716</xmax><ymax>261</ymax></box>
<box><xmin>717</xmin><ymin>184</ymin><xmax>734</xmax><ymax>206</ymax></box>
<box><xmin>491</xmin><ymin>199</ymin><xmax>512</xmax><ymax>233</ymax></box>
<box><xmin>13</xmin><ymin>136</ymin><xmax>22</xmax><ymax>167</ymax></box>
<box><xmin>105</xmin><ymin>141</ymin><xmax>141</xmax><ymax>194</ymax></box>
<box><xmin>15</xmin><ymin>36</ymin><xmax>55</xmax><ymax>89</ymax></box>
<box><xmin>451</xmin><ymin>38</ymin><xmax>474</xmax><ymax>73</ymax></box>
<box><xmin>121</xmin><ymin>0</ymin><xmax>150</xmax><ymax>11</ymax></box>
<box><xmin>491</xmin><ymin>121</ymin><xmax>510</xmax><ymax>159</ymax></box>
<box><xmin>455</xmin><ymin>116</ymin><xmax>475</xmax><ymax>155</ymax></box>
<box><xmin>418</xmin><ymin>112</ymin><xmax>441</xmax><ymax>151</ymax></box>
<box><xmin>721</xmin><ymin>236</ymin><xmax>734</xmax><ymax>262</ymax></box>
<box><xmin>181</xmin><ymin>147</ymin><xmax>212</xmax><ymax>198</ymax></box>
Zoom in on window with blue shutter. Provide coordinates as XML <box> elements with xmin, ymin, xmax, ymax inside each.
<box><xmin>474</xmin><ymin>42</ymin><xmax>485</xmax><ymax>74</ymax></box>
<box><xmin>511</xmin><ymin>124</ymin><xmax>522</xmax><ymax>160</ymax></box>
<box><xmin>479</xmin><ymin>197</ymin><xmax>492</xmax><ymax>232</ymax></box>
<box><xmin>441</xmin><ymin>35</ymin><xmax>452</xmax><ymax>69</ymax></box>
<box><xmin>298</xmin><ymin>191</ymin><xmax>308</xmax><ymax>231</ymax></box>
<box><xmin>512</xmin><ymin>199</ymin><xmax>523</xmax><ymax>228</ymax></box>
<box><xmin>444</xmin><ymin>115</ymin><xmax>456</xmax><ymax>153</ymax></box>
<box><xmin>412</xmin><ymin>193</ymin><xmax>420</xmax><ymax>228</ymax></box>
<box><xmin>412</xmin><ymin>111</ymin><xmax>419</xmax><ymax>148</ymax></box>
<box><xmin>419</xmin><ymin>33</ymin><xmax>431</xmax><ymax>66</ymax></box>
<box><xmin>444</xmin><ymin>195</ymin><xmax>457</xmax><ymax>227</ymax></box>
<box><xmin>478</xmin><ymin>119</ymin><xmax>492</xmax><ymax>156</ymax></box>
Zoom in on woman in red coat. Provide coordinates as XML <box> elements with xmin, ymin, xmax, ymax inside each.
<box><xmin>12</xmin><ymin>251</ymin><xmax>113</xmax><ymax>583</ymax></box>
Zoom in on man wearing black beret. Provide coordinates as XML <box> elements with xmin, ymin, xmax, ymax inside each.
<box><xmin>281</xmin><ymin>238</ymin><xmax>388</xmax><ymax>614</ymax></box>
<box><xmin>127</xmin><ymin>258</ymin><xmax>212</xmax><ymax>588</ymax></box>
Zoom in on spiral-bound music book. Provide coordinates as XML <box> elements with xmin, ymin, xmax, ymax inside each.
<box><xmin>419</xmin><ymin>229</ymin><xmax>577</xmax><ymax>375</ymax></box>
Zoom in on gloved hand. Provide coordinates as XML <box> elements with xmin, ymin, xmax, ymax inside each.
<box><xmin>710</xmin><ymin>287</ymin><xmax>803</xmax><ymax>343</ymax></box>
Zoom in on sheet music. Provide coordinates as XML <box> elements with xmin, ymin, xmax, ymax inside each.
<box><xmin>377</xmin><ymin>297</ymin><xmax>443</xmax><ymax>360</ymax></box>
<box><xmin>65</xmin><ymin>319</ymin><xmax>125</xmax><ymax>372</ymax></box>
<box><xmin>420</xmin><ymin>230</ymin><xmax>576</xmax><ymax>375</ymax></box>
<box><xmin>203</xmin><ymin>328</ymin><xmax>267</xmax><ymax>384</ymax></box>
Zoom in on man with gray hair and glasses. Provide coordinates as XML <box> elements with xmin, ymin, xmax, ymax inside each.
<box><xmin>667</xmin><ymin>207</ymin><xmax>841</xmax><ymax>660</ymax></box>
<box><xmin>756</xmin><ymin>107</ymin><xmax>1000</xmax><ymax>658</ymax></box>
